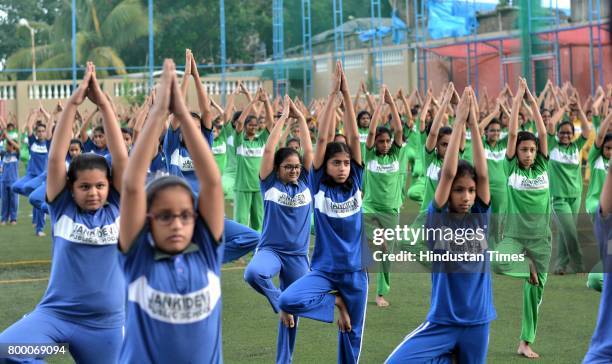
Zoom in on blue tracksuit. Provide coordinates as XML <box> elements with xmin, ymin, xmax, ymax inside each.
<box><xmin>279</xmin><ymin>160</ymin><xmax>368</xmax><ymax>364</ymax></box>
<box><xmin>244</xmin><ymin>170</ymin><xmax>312</xmax><ymax>363</ymax></box>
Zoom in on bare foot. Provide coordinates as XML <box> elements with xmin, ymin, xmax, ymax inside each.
<box><xmin>0</xmin><ymin>221</ymin><xmax>6</xmax><ymax>226</ymax></box>
<box><xmin>234</xmin><ymin>257</ymin><xmax>247</xmax><ymax>267</ymax></box>
<box><xmin>335</xmin><ymin>295</ymin><xmax>352</xmax><ymax>333</ymax></box>
<box><xmin>376</xmin><ymin>295</ymin><xmax>389</xmax><ymax>307</ymax></box>
<box><xmin>528</xmin><ymin>261</ymin><xmax>539</xmax><ymax>286</ymax></box>
<box><xmin>517</xmin><ymin>341</ymin><xmax>540</xmax><ymax>358</ymax></box>
<box><xmin>280</xmin><ymin>310</ymin><xmax>295</xmax><ymax>328</ymax></box>
<box><xmin>36</xmin><ymin>231</ymin><xmax>46</xmax><ymax>237</ymax></box>
<box><xmin>10</xmin><ymin>221</ymin><xmax>16</xmax><ymax>226</ymax></box>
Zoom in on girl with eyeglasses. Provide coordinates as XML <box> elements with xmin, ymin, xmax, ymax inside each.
<box><xmin>386</xmin><ymin>87</ymin><xmax>496</xmax><ymax>364</ymax></box>
<box><xmin>118</xmin><ymin>60</ymin><xmax>224</xmax><ymax>363</ymax></box>
<box><xmin>243</xmin><ymin>96</ymin><xmax>313</xmax><ymax>364</ymax></box>
<box><xmin>0</xmin><ymin>62</ymin><xmax>128</xmax><ymax>363</ymax></box>
<box><xmin>546</xmin><ymin>96</ymin><xmax>591</xmax><ymax>275</ymax></box>
<box><xmin>493</xmin><ymin>78</ymin><xmax>551</xmax><ymax>359</ymax></box>
<box><xmin>279</xmin><ymin>62</ymin><xmax>367</xmax><ymax>364</ymax></box>
<box><xmin>362</xmin><ymin>86</ymin><xmax>404</xmax><ymax>308</ymax></box>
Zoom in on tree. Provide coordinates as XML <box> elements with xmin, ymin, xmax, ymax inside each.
<box><xmin>6</xmin><ymin>0</ymin><xmax>149</xmax><ymax>80</ymax></box>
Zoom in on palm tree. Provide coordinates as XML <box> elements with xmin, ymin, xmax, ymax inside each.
<box><xmin>7</xmin><ymin>0</ymin><xmax>150</xmax><ymax>80</ymax></box>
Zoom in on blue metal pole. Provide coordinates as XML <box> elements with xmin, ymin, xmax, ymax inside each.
<box><xmin>220</xmin><ymin>0</ymin><xmax>227</xmax><ymax>104</ymax></box>
<box><xmin>71</xmin><ymin>0</ymin><xmax>77</xmax><ymax>88</ymax></box>
<box><xmin>148</xmin><ymin>0</ymin><xmax>154</xmax><ymax>90</ymax></box>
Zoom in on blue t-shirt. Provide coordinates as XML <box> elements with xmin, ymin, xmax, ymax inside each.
<box><xmin>39</xmin><ymin>188</ymin><xmax>125</xmax><ymax>328</ymax></box>
<box><xmin>84</xmin><ymin>138</ymin><xmax>109</xmax><ymax>156</ymax></box>
<box><xmin>259</xmin><ymin>170</ymin><xmax>312</xmax><ymax>255</ymax></box>
<box><xmin>425</xmin><ymin>199</ymin><xmax>497</xmax><ymax>325</ymax></box>
<box><xmin>149</xmin><ymin>150</ymin><xmax>167</xmax><ymax>175</ymax></box>
<box><xmin>1</xmin><ymin>151</ymin><xmax>20</xmax><ymax>182</ymax></box>
<box><xmin>164</xmin><ymin>126</ymin><xmax>214</xmax><ymax>194</ymax></box>
<box><xmin>119</xmin><ymin>216</ymin><xmax>223</xmax><ymax>364</ymax></box>
<box><xmin>584</xmin><ymin>207</ymin><xmax>612</xmax><ymax>362</ymax></box>
<box><xmin>310</xmin><ymin>160</ymin><xmax>364</xmax><ymax>273</ymax></box>
<box><xmin>26</xmin><ymin>135</ymin><xmax>50</xmax><ymax>176</ymax></box>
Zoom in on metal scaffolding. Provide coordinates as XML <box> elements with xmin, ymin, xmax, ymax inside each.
<box><xmin>301</xmin><ymin>0</ymin><xmax>314</xmax><ymax>103</ymax></box>
<box><xmin>332</xmin><ymin>0</ymin><xmax>346</xmax><ymax>64</ymax></box>
<box><xmin>588</xmin><ymin>0</ymin><xmax>605</xmax><ymax>93</ymax></box>
<box><xmin>413</xmin><ymin>0</ymin><xmax>428</xmax><ymax>93</ymax></box>
<box><xmin>272</xmin><ymin>0</ymin><xmax>286</xmax><ymax>96</ymax></box>
<box><xmin>466</xmin><ymin>0</ymin><xmax>479</xmax><ymax>95</ymax></box>
<box><xmin>219</xmin><ymin>0</ymin><xmax>227</xmax><ymax>103</ymax></box>
<box><xmin>370</xmin><ymin>0</ymin><xmax>384</xmax><ymax>89</ymax></box>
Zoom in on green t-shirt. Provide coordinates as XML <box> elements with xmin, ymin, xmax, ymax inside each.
<box><xmin>406</xmin><ymin>119</ymin><xmax>424</xmax><ymax>177</ymax></box>
<box><xmin>521</xmin><ymin>119</ymin><xmax>537</xmax><ymax>135</ymax></box>
<box><xmin>223</xmin><ymin>125</ymin><xmax>237</xmax><ymax>177</ymax></box>
<box><xmin>212</xmin><ymin>127</ymin><xmax>228</xmax><ymax>174</ymax></box>
<box><xmin>484</xmin><ymin>138</ymin><xmax>508</xmax><ymax>192</ymax></box>
<box><xmin>592</xmin><ymin>115</ymin><xmax>602</xmax><ymax>133</ymax></box>
<box><xmin>419</xmin><ymin>147</ymin><xmax>443</xmax><ymax>214</ymax></box>
<box><xmin>503</xmin><ymin>153</ymin><xmax>551</xmax><ymax>239</ymax></box>
<box><xmin>363</xmin><ymin>143</ymin><xmax>404</xmax><ymax>213</ymax></box>
<box><xmin>358</xmin><ymin>126</ymin><xmax>369</xmax><ymax>159</ymax></box>
<box><xmin>585</xmin><ymin>145</ymin><xmax>609</xmax><ymax>214</ymax></box>
<box><xmin>235</xmin><ymin>129</ymin><xmax>269</xmax><ymax>192</ymax></box>
<box><xmin>547</xmin><ymin>134</ymin><xmax>587</xmax><ymax>198</ymax></box>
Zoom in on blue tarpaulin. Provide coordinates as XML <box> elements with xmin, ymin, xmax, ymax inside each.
<box><xmin>358</xmin><ymin>9</ymin><xmax>407</xmax><ymax>45</ymax></box>
<box><xmin>427</xmin><ymin>0</ymin><xmax>496</xmax><ymax>39</ymax></box>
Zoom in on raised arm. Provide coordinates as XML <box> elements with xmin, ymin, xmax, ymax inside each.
<box><xmin>365</xmin><ymin>94</ymin><xmax>383</xmax><ymax>150</ymax></box>
<box><xmin>190</xmin><ymin>53</ymin><xmax>213</xmax><ymax>130</ymax></box>
<box><xmin>547</xmin><ymin>105</ymin><xmax>567</xmax><ymax>135</ymax></box>
<box><xmin>80</xmin><ymin>108</ymin><xmax>98</xmax><ymax>143</ymax></box>
<box><xmin>47</xmin><ymin>62</ymin><xmax>93</xmax><ymax>201</ymax></box>
<box><xmin>506</xmin><ymin>80</ymin><xmax>526</xmax><ymax>159</ymax></box>
<box><xmin>524</xmin><ymin>80</ymin><xmax>547</xmax><ymax>157</ymax></box>
<box><xmin>434</xmin><ymin>88</ymin><xmax>469</xmax><ymax>208</ymax></box>
<box><xmin>419</xmin><ymin>91</ymin><xmax>433</xmax><ymax>132</ymax></box>
<box><xmin>594</xmin><ymin>111</ymin><xmax>611</xmax><ymax>148</ymax></box>
<box><xmin>469</xmin><ymin>88</ymin><xmax>489</xmax><ymax>204</ymax></box>
<box><xmin>601</xmin><ymin>157</ymin><xmax>612</xmax><ymax>216</ymax></box>
<box><xmin>384</xmin><ymin>87</ymin><xmax>403</xmax><ymax>146</ymax></box>
<box><xmin>180</xmin><ymin>49</ymin><xmax>193</xmax><ymax>99</ymax></box>
<box><xmin>89</xmin><ymin>65</ymin><xmax>128</xmax><ymax>190</ymax></box>
<box><xmin>313</xmin><ymin>67</ymin><xmax>341</xmax><ymax>169</ymax></box>
<box><xmin>290</xmin><ymin>98</ymin><xmax>313</xmax><ymax>171</ymax></box>
<box><xmin>119</xmin><ymin>61</ymin><xmax>174</xmax><ymax>252</ymax></box>
<box><xmin>426</xmin><ymin>84</ymin><xmax>453</xmax><ymax>151</ymax></box>
<box><xmin>260</xmin><ymin>98</ymin><xmax>290</xmax><ymax>179</ymax></box>
<box><xmin>575</xmin><ymin>94</ymin><xmax>592</xmax><ymax>139</ymax></box>
<box><xmin>339</xmin><ymin>63</ymin><xmax>360</xmax><ymax>165</ymax></box>
<box><xmin>171</xmin><ymin>63</ymin><xmax>224</xmax><ymax>241</ymax></box>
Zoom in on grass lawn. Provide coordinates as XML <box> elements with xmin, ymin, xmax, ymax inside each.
<box><xmin>0</xmin><ymin>193</ymin><xmax>602</xmax><ymax>363</ymax></box>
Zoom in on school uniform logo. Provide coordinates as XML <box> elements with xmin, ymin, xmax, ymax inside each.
<box><xmin>128</xmin><ymin>271</ymin><xmax>221</xmax><ymax>324</ymax></box>
<box><xmin>53</xmin><ymin>215</ymin><xmax>119</xmax><ymax>245</ymax></box>
<box><xmin>425</xmin><ymin>163</ymin><xmax>441</xmax><ymax>181</ymax></box>
<box><xmin>485</xmin><ymin>148</ymin><xmax>506</xmax><ymax>161</ymax></box>
<box><xmin>549</xmin><ymin>147</ymin><xmax>580</xmax><ymax>165</ymax></box>
<box><xmin>170</xmin><ymin>149</ymin><xmax>195</xmax><ymax>171</ymax></box>
<box><xmin>314</xmin><ymin>190</ymin><xmax>362</xmax><ymax>218</ymax></box>
<box><xmin>367</xmin><ymin>160</ymin><xmax>399</xmax><ymax>173</ymax></box>
<box><xmin>30</xmin><ymin>143</ymin><xmax>48</xmax><ymax>154</ymax></box>
<box><xmin>2</xmin><ymin>155</ymin><xmax>18</xmax><ymax>163</ymax></box>
<box><xmin>264</xmin><ymin>187</ymin><xmax>312</xmax><ymax>207</ymax></box>
<box><xmin>593</xmin><ymin>156</ymin><xmax>609</xmax><ymax>172</ymax></box>
<box><xmin>236</xmin><ymin>145</ymin><xmax>264</xmax><ymax>157</ymax></box>
<box><xmin>359</xmin><ymin>133</ymin><xmax>368</xmax><ymax>143</ymax></box>
<box><xmin>212</xmin><ymin>142</ymin><xmax>226</xmax><ymax>155</ymax></box>
<box><xmin>508</xmin><ymin>172</ymin><xmax>549</xmax><ymax>191</ymax></box>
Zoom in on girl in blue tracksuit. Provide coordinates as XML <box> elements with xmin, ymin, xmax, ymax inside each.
<box><xmin>118</xmin><ymin>59</ymin><xmax>225</xmax><ymax>363</ymax></box>
<box><xmin>11</xmin><ymin>116</ymin><xmax>50</xmax><ymax>235</ymax></box>
<box><xmin>386</xmin><ymin>88</ymin><xmax>496</xmax><ymax>364</ymax></box>
<box><xmin>1</xmin><ymin>133</ymin><xmax>20</xmax><ymax>224</ymax></box>
<box><xmin>0</xmin><ymin>62</ymin><xmax>128</xmax><ymax>363</ymax></box>
<box><xmin>279</xmin><ymin>62</ymin><xmax>368</xmax><ymax>364</ymax></box>
<box><xmin>244</xmin><ymin>96</ymin><xmax>313</xmax><ymax>364</ymax></box>
<box><xmin>28</xmin><ymin>139</ymin><xmax>83</xmax><ymax>219</ymax></box>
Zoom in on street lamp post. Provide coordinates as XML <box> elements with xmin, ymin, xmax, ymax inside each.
<box><xmin>18</xmin><ymin>19</ymin><xmax>36</xmax><ymax>81</ymax></box>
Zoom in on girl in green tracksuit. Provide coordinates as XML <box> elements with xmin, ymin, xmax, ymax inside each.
<box><xmin>363</xmin><ymin>87</ymin><xmax>404</xmax><ymax>308</ymax></box>
<box><xmin>493</xmin><ymin>78</ymin><xmax>551</xmax><ymax>359</ymax></box>
<box><xmin>546</xmin><ymin>99</ymin><xmax>591</xmax><ymax>275</ymax></box>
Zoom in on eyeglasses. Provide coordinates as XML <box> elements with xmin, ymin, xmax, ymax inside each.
<box><xmin>281</xmin><ymin>164</ymin><xmax>302</xmax><ymax>171</ymax></box>
<box><xmin>558</xmin><ymin>131</ymin><xmax>573</xmax><ymax>136</ymax></box>
<box><xmin>147</xmin><ymin>211</ymin><xmax>196</xmax><ymax>225</ymax></box>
